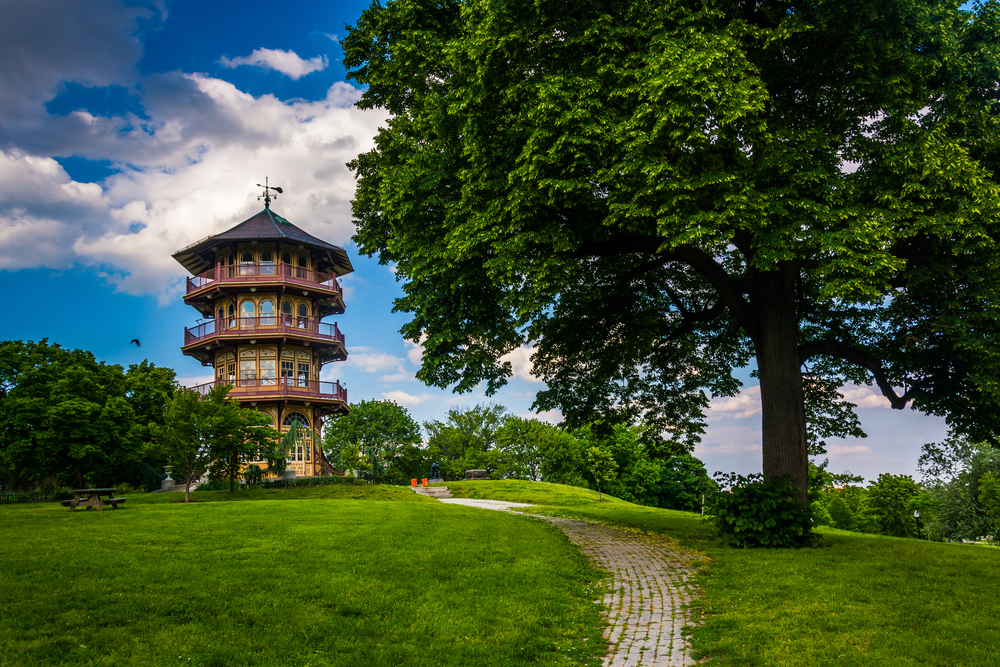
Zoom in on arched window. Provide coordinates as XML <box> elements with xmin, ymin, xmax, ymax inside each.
<box><xmin>240</xmin><ymin>299</ymin><xmax>255</xmax><ymax>326</ymax></box>
<box><xmin>240</xmin><ymin>250</ymin><xmax>255</xmax><ymax>276</ymax></box>
<box><xmin>217</xmin><ymin>306</ymin><xmax>225</xmax><ymax>332</ymax></box>
<box><xmin>260</xmin><ymin>299</ymin><xmax>275</xmax><ymax>326</ymax></box>
<box><xmin>296</xmin><ymin>255</ymin><xmax>308</xmax><ymax>279</ymax></box>
<box><xmin>281</xmin><ymin>300</ymin><xmax>293</xmax><ymax>325</ymax></box>
<box><xmin>281</xmin><ymin>251</ymin><xmax>291</xmax><ymax>265</ymax></box>
<box><xmin>283</xmin><ymin>412</ymin><xmax>309</xmax><ymax>427</ymax></box>
<box><xmin>260</xmin><ymin>250</ymin><xmax>275</xmax><ymax>275</ymax></box>
<box><xmin>227</xmin><ymin>303</ymin><xmax>236</xmax><ymax>329</ymax></box>
<box><xmin>283</xmin><ymin>412</ymin><xmax>310</xmax><ymax>462</ymax></box>
<box><xmin>297</xmin><ymin>303</ymin><xmax>309</xmax><ymax>329</ymax></box>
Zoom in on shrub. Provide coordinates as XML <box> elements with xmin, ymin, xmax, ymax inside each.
<box><xmin>709</xmin><ymin>473</ymin><xmax>813</xmax><ymax>548</ymax></box>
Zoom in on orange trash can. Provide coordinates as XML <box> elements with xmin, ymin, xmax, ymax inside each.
<box><xmin>422</xmin><ymin>478</ymin><xmax>428</xmax><ymax>487</ymax></box>
<box><xmin>411</xmin><ymin>479</ymin><xmax>418</xmax><ymax>487</ymax></box>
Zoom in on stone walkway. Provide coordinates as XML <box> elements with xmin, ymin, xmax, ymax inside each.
<box><xmin>439</xmin><ymin>498</ymin><xmax>701</xmax><ymax>666</ymax></box>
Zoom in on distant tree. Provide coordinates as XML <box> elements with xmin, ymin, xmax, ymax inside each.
<box><xmin>323</xmin><ymin>400</ymin><xmax>422</xmax><ymax>480</ymax></box>
<box><xmin>0</xmin><ymin>339</ymin><xmax>163</xmax><ymax>489</ymax></box>
<box><xmin>587</xmin><ymin>447</ymin><xmax>618</xmax><ymax>502</ymax></box>
<box><xmin>920</xmin><ymin>435</ymin><xmax>1000</xmax><ymax>542</ymax></box>
<box><xmin>866</xmin><ymin>473</ymin><xmax>921</xmax><ymax>538</ymax></box>
<box><xmin>655</xmin><ymin>454</ymin><xmax>713</xmax><ymax>513</ymax></box>
<box><xmin>538</xmin><ymin>428</ymin><xmax>586</xmax><ymax>487</ymax></box>
<box><xmin>424</xmin><ymin>404</ymin><xmax>509</xmax><ymax>479</ymax></box>
<box><xmin>493</xmin><ymin>417</ymin><xmax>551</xmax><ymax>481</ymax></box>
<box><xmin>978</xmin><ymin>473</ymin><xmax>1000</xmax><ymax>540</ymax></box>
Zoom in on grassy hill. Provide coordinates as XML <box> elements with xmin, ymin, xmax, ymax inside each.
<box><xmin>4</xmin><ymin>480</ymin><xmax>998</xmax><ymax>666</ymax></box>
<box><xmin>441</xmin><ymin>480</ymin><xmax>1000</xmax><ymax>666</ymax></box>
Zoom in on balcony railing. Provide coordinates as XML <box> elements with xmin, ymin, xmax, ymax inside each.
<box><xmin>184</xmin><ymin>316</ymin><xmax>345</xmax><ymax>346</ymax></box>
<box><xmin>186</xmin><ymin>263</ymin><xmax>341</xmax><ymax>295</ymax></box>
<box><xmin>186</xmin><ymin>378</ymin><xmax>347</xmax><ymax>402</ymax></box>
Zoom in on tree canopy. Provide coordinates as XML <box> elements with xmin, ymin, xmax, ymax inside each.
<box><xmin>344</xmin><ymin>0</ymin><xmax>1000</xmax><ymax>498</ymax></box>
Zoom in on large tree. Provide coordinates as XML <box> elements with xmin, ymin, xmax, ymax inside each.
<box><xmin>344</xmin><ymin>0</ymin><xmax>1000</xmax><ymax>498</ymax></box>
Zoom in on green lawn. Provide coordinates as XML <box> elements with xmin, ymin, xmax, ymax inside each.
<box><xmin>6</xmin><ymin>481</ymin><xmax>999</xmax><ymax>666</ymax></box>
<box><xmin>0</xmin><ymin>492</ymin><xmax>604</xmax><ymax>667</ymax></box>
<box><xmin>442</xmin><ymin>480</ymin><xmax>1000</xmax><ymax>666</ymax></box>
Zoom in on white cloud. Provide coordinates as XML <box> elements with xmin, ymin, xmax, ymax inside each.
<box><xmin>0</xmin><ymin>74</ymin><xmax>386</xmax><ymax>302</ymax></box>
<box><xmin>839</xmin><ymin>384</ymin><xmax>892</xmax><ymax>409</ymax></box>
<box><xmin>345</xmin><ymin>347</ymin><xmax>407</xmax><ymax>373</ymax></box>
<box><xmin>405</xmin><ymin>338</ymin><xmax>424</xmax><ymax>366</ymax></box>
<box><xmin>174</xmin><ymin>373</ymin><xmax>214</xmax><ymax>388</ymax></box>
<box><xmin>379</xmin><ymin>371</ymin><xmax>416</xmax><ymax>383</ymax></box>
<box><xmin>708</xmin><ymin>385</ymin><xmax>761</xmax><ymax>419</ymax></box>
<box><xmin>501</xmin><ymin>344</ymin><xmax>543</xmax><ymax>383</ymax></box>
<box><xmin>828</xmin><ymin>444</ymin><xmax>872</xmax><ymax>455</ymax></box>
<box><xmin>381</xmin><ymin>390</ymin><xmax>436</xmax><ymax>408</ymax></box>
<box><xmin>220</xmin><ymin>48</ymin><xmax>328</xmax><ymax>80</ymax></box>
<box><xmin>517</xmin><ymin>409</ymin><xmax>563</xmax><ymax>425</ymax></box>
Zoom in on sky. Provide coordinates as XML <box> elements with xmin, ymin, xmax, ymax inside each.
<box><xmin>0</xmin><ymin>0</ymin><xmax>950</xmax><ymax>483</ymax></box>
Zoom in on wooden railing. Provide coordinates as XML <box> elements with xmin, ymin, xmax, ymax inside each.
<box><xmin>186</xmin><ymin>264</ymin><xmax>341</xmax><ymax>295</ymax></box>
<box><xmin>186</xmin><ymin>378</ymin><xmax>347</xmax><ymax>402</ymax></box>
<box><xmin>184</xmin><ymin>316</ymin><xmax>345</xmax><ymax>346</ymax></box>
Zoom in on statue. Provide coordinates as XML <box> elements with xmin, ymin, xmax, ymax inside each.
<box><xmin>429</xmin><ymin>461</ymin><xmax>442</xmax><ymax>481</ymax></box>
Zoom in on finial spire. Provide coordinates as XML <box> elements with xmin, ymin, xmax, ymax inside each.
<box><xmin>256</xmin><ymin>177</ymin><xmax>283</xmax><ymax>209</ymax></box>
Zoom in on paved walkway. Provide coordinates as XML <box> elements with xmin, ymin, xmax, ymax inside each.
<box><xmin>439</xmin><ymin>498</ymin><xmax>701</xmax><ymax>666</ymax></box>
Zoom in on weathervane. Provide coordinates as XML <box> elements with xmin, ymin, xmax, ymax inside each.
<box><xmin>257</xmin><ymin>177</ymin><xmax>283</xmax><ymax>209</ymax></box>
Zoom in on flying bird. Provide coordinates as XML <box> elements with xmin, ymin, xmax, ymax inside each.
<box><xmin>130</xmin><ymin>339</ymin><xmax>141</xmax><ymax>348</ymax></box>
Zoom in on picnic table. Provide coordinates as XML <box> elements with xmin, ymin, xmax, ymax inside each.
<box><xmin>62</xmin><ymin>488</ymin><xmax>127</xmax><ymax>511</ymax></box>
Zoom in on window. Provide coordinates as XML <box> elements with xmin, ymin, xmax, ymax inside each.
<box><xmin>260</xmin><ymin>359</ymin><xmax>276</xmax><ymax>385</ymax></box>
<box><xmin>297</xmin><ymin>362</ymin><xmax>310</xmax><ymax>388</ymax></box>
<box><xmin>260</xmin><ymin>299</ymin><xmax>275</xmax><ymax>326</ymax></box>
<box><xmin>281</xmin><ymin>251</ymin><xmax>291</xmax><ymax>265</ymax></box>
<box><xmin>297</xmin><ymin>303</ymin><xmax>309</xmax><ymax>329</ymax></box>
<box><xmin>227</xmin><ymin>303</ymin><xmax>236</xmax><ymax>328</ymax></box>
<box><xmin>281</xmin><ymin>300</ymin><xmax>293</xmax><ymax>325</ymax></box>
<box><xmin>260</xmin><ymin>250</ymin><xmax>275</xmax><ymax>275</ymax></box>
<box><xmin>240</xmin><ymin>250</ymin><xmax>255</xmax><ymax>276</ymax></box>
<box><xmin>283</xmin><ymin>412</ymin><xmax>310</xmax><ymax>463</ymax></box>
<box><xmin>227</xmin><ymin>361</ymin><xmax>235</xmax><ymax>382</ymax></box>
<box><xmin>240</xmin><ymin>300</ymin><xmax>255</xmax><ymax>325</ymax></box>
<box><xmin>296</xmin><ymin>255</ymin><xmax>308</xmax><ymax>279</ymax></box>
<box><xmin>217</xmin><ymin>306</ymin><xmax>225</xmax><ymax>331</ymax></box>
<box><xmin>239</xmin><ymin>360</ymin><xmax>256</xmax><ymax>382</ymax></box>
<box><xmin>281</xmin><ymin>360</ymin><xmax>294</xmax><ymax>384</ymax></box>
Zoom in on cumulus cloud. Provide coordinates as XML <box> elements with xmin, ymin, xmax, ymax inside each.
<box><xmin>405</xmin><ymin>338</ymin><xmax>425</xmax><ymax>367</ymax></box>
<box><xmin>708</xmin><ymin>385</ymin><xmax>761</xmax><ymax>419</ymax></box>
<box><xmin>839</xmin><ymin>384</ymin><xmax>892</xmax><ymax>409</ymax></box>
<box><xmin>345</xmin><ymin>347</ymin><xmax>407</xmax><ymax>373</ymax></box>
<box><xmin>501</xmin><ymin>344</ymin><xmax>543</xmax><ymax>383</ymax></box>
<box><xmin>1</xmin><ymin>74</ymin><xmax>385</xmax><ymax>301</ymax></box>
<box><xmin>828</xmin><ymin>444</ymin><xmax>872</xmax><ymax>455</ymax></box>
<box><xmin>220</xmin><ymin>48</ymin><xmax>328</xmax><ymax>80</ymax></box>
<box><xmin>381</xmin><ymin>390</ymin><xmax>437</xmax><ymax>408</ymax></box>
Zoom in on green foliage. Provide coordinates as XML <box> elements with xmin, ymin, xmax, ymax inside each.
<box><xmin>586</xmin><ymin>447</ymin><xmax>618</xmax><ymax>501</ymax></box>
<box><xmin>866</xmin><ymin>473</ymin><xmax>921</xmax><ymax>538</ymax></box>
<box><xmin>709</xmin><ymin>473</ymin><xmax>813</xmax><ymax>548</ymax></box>
<box><xmin>424</xmin><ymin>404</ymin><xmax>509</xmax><ymax>480</ymax></box>
<box><xmin>919</xmin><ymin>434</ymin><xmax>1000</xmax><ymax>542</ymax></box>
<box><xmin>151</xmin><ymin>384</ymin><xmax>278</xmax><ymax>501</ymax></box>
<box><xmin>655</xmin><ymin>455</ymin><xmax>714</xmax><ymax>513</ymax></box>
<box><xmin>343</xmin><ymin>0</ymin><xmax>1000</xmax><ymax>501</ymax></box>
<box><xmin>322</xmin><ymin>399</ymin><xmax>422</xmax><ymax>480</ymax></box>
<box><xmin>0</xmin><ymin>339</ymin><xmax>175</xmax><ymax>490</ymax></box>
<box><xmin>978</xmin><ymin>473</ymin><xmax>1000</xmax><ymax>539</ymax></box>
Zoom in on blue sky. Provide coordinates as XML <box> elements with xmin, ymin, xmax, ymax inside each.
<box><xmin>0</xmin><ymin>0</ymin><xmax>949</xmax><ymax>482</ymax></box>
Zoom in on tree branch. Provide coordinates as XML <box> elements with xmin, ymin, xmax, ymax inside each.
<box><xmin>574</xmin><ymin>235</ymin><xmax>760</xmax><ymax>340</ymax></box>
<box><xmin>798</xmin><ymin>339</ymin><xmax>911</xmax><ymax>409</ymax></box>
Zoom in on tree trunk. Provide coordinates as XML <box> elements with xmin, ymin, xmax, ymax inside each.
<box><xmin>7</xmin><ymin>459</ymin><xmax>25</xmax><ymax>491</ymax></box>
<box><xmin>75</xmin><ymin>465</ymin><xmax>85</xmax><ymax>489</ymax></box>
<box><xmin>754</xmin><ymin>266</ymin><xmax>809</xmax><ymax>502</ymax></box>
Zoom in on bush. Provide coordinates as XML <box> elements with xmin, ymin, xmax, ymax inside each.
<box><xmin>709</xmin><ymin>473</ymin><xmax>814</xmax><ymax>548</ymax></box>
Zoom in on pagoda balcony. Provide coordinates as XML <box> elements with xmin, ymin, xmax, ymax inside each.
<box><xmin>185</xmin><ymin>378</ymin><xmax>348</xmax><ymax>406</ymax></box>
<box><xmin>185</xmin><ymin>264</ymin><xmax>342</xmax><ymax>297</ymax></box>
<box><xmin>184</xmin><ymin>316</ymin><xmax>344</xmax><ymax>347</ymax></box>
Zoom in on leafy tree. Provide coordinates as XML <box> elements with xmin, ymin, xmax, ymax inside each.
<box><xmin>424</xmin><ymin>404</ymin><xmax>509</xmax><ymax>479</ymax></box>
<box><xmin>0</xmin><ymin>339</ymin><xmax>174</xmax><ymax>489</ymax></box>
<box><xmin>323</xmin><ymin>399</ymin><xmax>422</xmax><ymax>480</ymax></box>
<box><xmin>655</xmin><ymin>454</ymin><xmax>713</xmax><ymax>513</ymax></box>
<box><xmin>978</xmin><ymin>473</ymin><xmax>1000</xmax><ymax>539</ymax></box>
<box><xmin>151</xmin><ymin>388</ymin><xmax>209</xmax><ymax>502</ymax></box>
<box><xmin>537</xmin><ymin>427</ymin><xmax>586</xmax><ymax>487</ymax></box>
<box><xmin>587</xmin><ymin>447</ymin><xmax>618</xmax><ymax>502</ymax></box>
<box><xmin>344</xmin><ymin>0</ymin><xmax>1000</xmax><ymax>501</ymax></box>
<box><xmin>493</xmin><ymin>417</ymin><xmax>556</xmax><ymax>481</ymax></box>
<box><xmin>920</xmin><ymin>435</ymin><xmax>1000</xmax><ymax>541</ymax></box>
<box><xmin>866</xmin><ymin>473</ymin><xmax>921</xmax><ymax>538</ymax></box>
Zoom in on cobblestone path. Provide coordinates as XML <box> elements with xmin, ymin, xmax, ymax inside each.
<box><xmin>439</xmin><ymin>498</ymin><xmax>701</xmax><ymax>666</ymax></box>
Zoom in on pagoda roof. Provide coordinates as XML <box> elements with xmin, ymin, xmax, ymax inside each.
<box><xmin>172</xmin><ymin>208</ymin><xmax>354</xmax><ymax>277</ymax></box>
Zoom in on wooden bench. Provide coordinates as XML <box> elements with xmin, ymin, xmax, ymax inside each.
<box><xmin>60</xmin><ymin>499</ymin><xmax>74</xmax><ymax>508</ymax></box>
<box><xmin>103</xmin><ymin>497</ymin><xmax>127</xmax><ymax>509</ymax></box>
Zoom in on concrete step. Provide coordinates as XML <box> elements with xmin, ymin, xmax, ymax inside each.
<box><xmin>413</xmin><ymin>486</ymin><xmax>453</xmax><ymax>499</ymax></box>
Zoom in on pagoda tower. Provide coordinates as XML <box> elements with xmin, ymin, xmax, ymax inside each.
<box><xmin>172</xmin><ymin>187</ymin><xmax>351</xmax><ymax>477</ymax></box>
